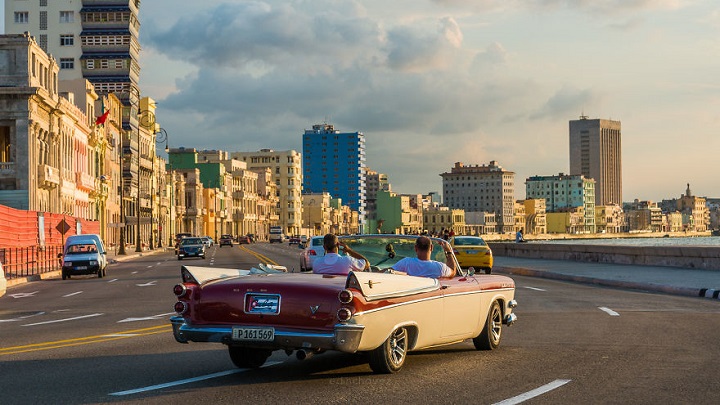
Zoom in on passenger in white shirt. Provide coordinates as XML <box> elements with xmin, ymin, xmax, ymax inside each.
<box><xmin>391</xmin><ymin>236</ymin><xmax>457</xmax><ymax>278</ymax></box>
<box><xmin>313</xmin><ymin>234</ymin><xmax>369</xmax><ymax>275</ymax></box>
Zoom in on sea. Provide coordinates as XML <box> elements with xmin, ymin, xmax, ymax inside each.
<box><xmin>532</xmin><ymin>236</ymin><xmax>720</xmax><ymax>247</ymax></box>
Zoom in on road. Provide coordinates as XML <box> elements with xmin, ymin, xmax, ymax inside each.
<box><xmin>1</xmin><ymin>243</ymin><xmax>719</xmax><ymax>404</ymax></box>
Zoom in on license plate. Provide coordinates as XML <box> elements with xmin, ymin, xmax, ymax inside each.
<box><xmin>232</xmin><ymin>327</ymin><xmax>275</xmax><ymax>341</ymax></box>
<box><xmin>245</xmin><ymin>293</ymin><xmax>281</xmax><ymax>315</ymax></box>
<box><xmin>76</xmin><ymin>266</ymin><xmax>88</xmax><ymax>270</ymax></box>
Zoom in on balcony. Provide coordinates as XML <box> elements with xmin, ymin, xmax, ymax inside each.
<box><xmin>76</xmin><ymin>171</ymin><xmax>96</xmax><ymax>191</ymax></box>
<box><xmin>38</xmin><ymin>164</ymin><xmax>60</xmax><ymax>188</ymax></box>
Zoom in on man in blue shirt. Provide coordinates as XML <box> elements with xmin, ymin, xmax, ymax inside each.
<box><xmin>391</xmin><ymin>236</ymin><xmax>456</xmax><ymax>278</ymax></box>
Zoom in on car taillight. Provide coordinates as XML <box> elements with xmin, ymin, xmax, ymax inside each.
<box><xmin>173</xmin><ymin>283</ymin><xmax>188</xmax><ymax>298</ymax></box>
<box><xmin>174</xmin><ymin>301</ymin><xmax>188</xmax><ymax>315</ymax></box>
<box><xmin>338</xmin><ymin>289</ymin><xmax>353</xmax><ymax>304</ymax></box>
<box><xmin>453</xmin><ymin>249</ymin><xmax>459</xmax><ymax>255</ymax></box>
<box><xmin>337</xmin><ymin>307</ymin><xmax>353</xmax><ymax>322</ymax></box>
<box><xmin>309</xmin><ymin>250</ymin><xmax>317</xmax><ymax>256</ymax></box>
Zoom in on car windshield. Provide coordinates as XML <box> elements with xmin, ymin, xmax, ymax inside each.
<box><xmin>66</xmin><ymin>243</ymin><xmax>97</xmax><ymax>254</ymax></box>
<box><xmin>181</xmin><ymin>238</ymin><xmax>203</xmax><ymax>246</ymax></box>
<box><xmin>340</xmin><ymin>235</ymin><xmax>456</xmax><ymax>273</ymax></box>
<box><xmin>454</xmin><ymin>236</ymin><xmax>486</xmax><ymax>246</ymax></box>
<box><xmin>221</xmin><ymin>235</ymin><xmax>232</xmax><ymax>239</ymax></box>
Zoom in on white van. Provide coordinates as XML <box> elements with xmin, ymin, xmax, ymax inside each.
<box><xmin>62</xmin><ymin>234</ymin><xmax>108</xmax><ymax>279</ymax></box>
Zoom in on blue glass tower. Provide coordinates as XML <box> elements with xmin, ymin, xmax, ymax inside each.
<box><xmin>302</xmin><ymin>124</ymin><xmax>366</xmax><ymax>228</ymax></box>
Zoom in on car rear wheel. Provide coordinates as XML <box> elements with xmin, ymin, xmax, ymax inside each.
<box><xmin>484</xmin><ymin>267</ymin><xmax>492</xmax><ymax>275</ymax></box>
<box><xmin>228</xmin><ymin>346</ymin><xmax>271</xmax><ymax>369</ymax></box>
<box><xmin>473</xmin><ymin>300</ymin><xmax>502</xmax><ymax>350</ymax></box>
<box><xmin>97</xmin><ymin>268</ymin><xmax>103</xmax><ymax>278</ymax></box>
<box><xmin>62</xmin><ymin>272</ymin><xmax>67</xmax><ymax>280</ymax></box>
<box><xmin>369</xmin><ymin>326</ymin><xmax>408</xmax><ymax>374</ymax></box>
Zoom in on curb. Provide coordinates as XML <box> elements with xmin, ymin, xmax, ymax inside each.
<box><xmin>493</xmin><ymin>265</ymin><xmax>718</xmax><ymax>300</ymax></box>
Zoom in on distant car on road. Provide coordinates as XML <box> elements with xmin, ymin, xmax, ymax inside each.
<box><xmin>62</xmin><ymin>240</ymin><xmax>107</xmax><ymax>279</ymax></box>
<box><xmin>450</xmin><ymin>235</ymin><xmax>493</xmax><ymax>274</ymax></box>
<box><xmin>289</xmin><ymin>235</ymin><xmax>301</xmax><ymax>245</ymax></box>
<box><xmin>219</xmin><ymin>234</ymin><xmax>234</xmax><ymax>247</ymax></box>
<box><xmin>177</xmin><ymin>237</ymin><xmax>206</xmax><ymax>260</ymax></box>
<box><xmin>201</xmin><ymin>236</ymin><xmax>214</xmax><ymax>247</ymax></box>
<box><xmin>237</xmin><ymin>235</ymin><xmax>251</xmax><ymax>244</ymax></box>
<box><xmin>0</xmin><ymin>261</ymin><xmax>6</xmax><ymax>298</ymax></box>
<box><xmin>299</xmin><ymin>235</ymin><xmax>325</xmax><ymax>272</ymax></box>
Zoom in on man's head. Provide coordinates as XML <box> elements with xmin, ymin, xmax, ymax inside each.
<box><xmin>323</xmin><ymin>233</ymin><xmax>339</xmax><ymax>252</ymax></box>
<box><xmin>414</xmin><ymin>236</ymin><xmax>433</xmax><ymax>259</ymax></box>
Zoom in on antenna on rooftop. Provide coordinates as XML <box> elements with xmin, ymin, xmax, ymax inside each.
<box><xmin>580</xmin><ymin>109</ymin><xmax>588</xmax><ymax>120</ymax></box>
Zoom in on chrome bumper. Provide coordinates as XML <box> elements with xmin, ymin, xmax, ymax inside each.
<box><xmin>170</xmin><ymin>316</ymin><xmax>365</xmax><ymax>353</ymax></box>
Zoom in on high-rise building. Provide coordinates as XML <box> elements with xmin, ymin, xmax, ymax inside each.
<box><xmin>441</xmin><ymin>161</ymin><xmax>515</xmax><ymax>233</ymax></box>
<box><xmin>5</xmin><ymin>0</ymin><xmax>141</xmax><ymax>95</ymax></box>
<box><xmin>231</xmin><ymin>149</ymin><xmax>303</xmax><ymax>236</ymax></box>
<box><xmin>302</xmin><ymin>124</ymin><xmax>366</xmax><ymax>228</ymax></box>
<box><xmin>569</xmin><ymin>116</ymin><xmax>622</xmax><ymax>206</ymax></box>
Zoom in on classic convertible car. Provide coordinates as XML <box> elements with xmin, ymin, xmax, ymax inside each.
<box><xmin>170</xmin><ymin>235</ymin><xmax>517</xmax><ymax>374</ymax></box>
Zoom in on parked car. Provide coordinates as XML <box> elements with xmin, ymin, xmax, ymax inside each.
<box><xmin>289</xmin><ymin>235</ymin><xmax>301</xmax><ymax>245</ymax></box>
<box><xmin>171</xmin><ymin>234</ymin><xmax>517</xmax><ymax>374</ymax></box>
<box><xmin>177</xmin><ymin>237</ymin><xmax>206</xmax><ymax>260</ymax></box>
<box><xmin>450</xmin><ymin>235</ymin><xmax>493</xmax><ymax>274</ymax></box>
<box><xmin>219</xmin><ymin>234</ymin><xmax>234</xmax><ymax>247</ymax></box>
<box><xmin>61</xmin><ymin>240</ymin><xmax>107</xmax><ymax>279</ymax></box>
<box><xmin>0</xmin><ymin>261</ymin><xmax>6</xmax><ymax>298</ymax></box>
<box><xmin>201</xmin><ymin>236</ymin><xmax>214</xmax><ymax>247</ymax></box>
<box><xmin>299</xmin><ymin>235</ymin><xmax>325</xmax><ymax>271</ymax></box>
<box><xmin>237</xmin><ymin>235</ymin><xmax>251</xmax><ymax>244</ymax></box>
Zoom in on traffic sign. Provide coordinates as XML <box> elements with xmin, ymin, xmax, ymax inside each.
<box><xmin>56</xmin><ymin>219</ymin><xmax>71</xmax><ymax>235</ymax></box>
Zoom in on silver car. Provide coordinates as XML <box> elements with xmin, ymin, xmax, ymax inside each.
<box><xmin>299</xmin><ymin>236</ymin><xmax>325</xmax><ymax>272</ymax></box>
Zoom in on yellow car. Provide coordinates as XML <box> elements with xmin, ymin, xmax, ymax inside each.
<box><xmin>450</xmin><ymin>236</ymin><xmax>493</xmax><ymax>274</ymax></box>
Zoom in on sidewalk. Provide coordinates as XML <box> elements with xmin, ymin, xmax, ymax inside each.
<box><xmin>493</xmin><ymin>256</ymin><xmax>720</xmax><ymax>300</ymax></box>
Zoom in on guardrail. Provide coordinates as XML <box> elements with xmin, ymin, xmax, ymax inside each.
<box><xmin>0</xmin><ymin>246</ymin><xmax>64</xmax><ymax>279</ymax></box>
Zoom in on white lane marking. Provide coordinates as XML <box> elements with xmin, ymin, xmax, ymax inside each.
<box><xmin>109</xmin><ymin>362</ymin><xmax>282</xmax><ymax>396</ymax></box>
<box><xmin>9</xmin><ymin>291</ymin><xmax>39</xmax><ymax>299</ymax></box>
<box><xmin>63</xmin><ymin>291</ymin><xmax>83</xmax><ymax>297</ymax></box>
<box><xmin>494</xmin><ymin>379</ymin><xmax>572</xmax><ymax>405</ymax></box>
<box><xmin>0</xmin><ymin>311</ymin><xmax>45</xmax><ymax>323</ymax></box>
<box><xmin>524</xmin><ymin>286</ymin><xmax>546</xmax><ymax>291</ymax></box>
<box><xmin>103</xmin><ymin>333</ymin><xmax>140</xmax><ymax>338</ymax></box>
<box><xmin>599</xmin><ymin>307</ymin><xmax>620</xmax><ymax>316</ymax></box>
<box><xmin>147</xmin><ymin>265</ymin><xmax>153</xmax><ymax>268</ymax></box>
<box><xmin>132</xmin><ymin>271</ymin><xmax>138</xmax><ymax>274</ymax></box>
<box><xmin>22</xmin><ymin>313</ymin><xmax>103</xmax><ymax>327</ymax></box>
<box><xmin>108</xmin><ymin>279</ymin><xmax>118</xmax><ymax>283</ymax></box>
<box><xmin>136</xmin><ymin>281</ymin><xmax>157</xmax><ymax>287</ymax></box>
<box><xmin>117</xmin><ymin>312</ymin><xmax>176</xmax><ymax>323</ymax></box>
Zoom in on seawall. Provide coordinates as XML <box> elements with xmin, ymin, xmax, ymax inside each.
<box><xmin>488</xmin><ymin>242</ymin><xmax>720</xmax><ymax>271</ymax></box>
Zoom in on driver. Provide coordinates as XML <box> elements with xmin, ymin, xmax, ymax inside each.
<box><xmin>313</xmin><ymin>233</ymin><xmax>369</xmax><ymax>275</ymax></box>
<box><xmin>390</xmin><ymin>236</ymin><xmax>456</xmax><ymax>278</ymax></box>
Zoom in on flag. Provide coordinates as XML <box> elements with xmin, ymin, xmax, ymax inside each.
<box><xmin>95</xmin><ymin>109</ymin><xmax>110</xmax><ymax>126</ymax></box>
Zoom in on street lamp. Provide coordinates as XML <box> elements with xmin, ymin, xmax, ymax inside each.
<box><xmin>154</xmin><ymin>128</ymin><xmax>168</xmax><ymax>248</ymax></box>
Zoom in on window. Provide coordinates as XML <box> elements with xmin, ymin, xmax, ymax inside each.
<box><xmin>60</xmin><ymin>11</ymin><xmax>74</xmax><ymax>23</ymax></box>
<box><xmin>86</xmin><ymin>60</ymin><xmax>94</xmax><ymax>69</ymax></box>
<box><xmin>60</xmin><ymin>58</ymin><xmax>74</xmax><ymax>69</ymax></box>
<box><xmin>39</xmin><ymin>11</ymin><xmax>47</xmax><ymax>30</ymax></box>
<box><xmin>15</xmin><ymin>12</ymin><xmax>29</xmax><ymax>24</ymax></box>
<box><xmin>60</xmin><ymin>35</ymin><xmax>74</xmax><ymax>46</ymax></box>
<box><xmin>40</xmin><ymin>0</ymin><xmax>48</xmax><ymax>6</ymax></box>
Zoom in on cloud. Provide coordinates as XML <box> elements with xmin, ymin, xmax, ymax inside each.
<box><xmin>529</xmin><ymin>85</ymin><xmax>600</xmax><ymax>120</ymax></box>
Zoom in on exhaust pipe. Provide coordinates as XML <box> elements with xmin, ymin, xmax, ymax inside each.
<box><xmin>296</xmin><ymin>349</ymin><xmax>314</xmax><ymax>360</ymax></box>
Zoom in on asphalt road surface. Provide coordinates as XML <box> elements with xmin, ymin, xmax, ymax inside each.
<box><xmin>1</xmin><ymin>243</ymin><xmax>719</xmax><ymax>404</ymax></box>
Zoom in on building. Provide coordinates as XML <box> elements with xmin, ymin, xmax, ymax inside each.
<box><xmin>5</xmin><ymin>0</ymin><xmax>142</xmax><ymax>94</ymax></box>
<box><xmin>364</xmin><ymin>167</ymin><xmax>389</xmax><ymax>228</ymax></box>
<box><xmin>569</xmin><ymin>116</ymin><xmax>622</xmax><ymax>206</ymax></box>
<box><xmin>302</xmin><ymin>124</ymin><xmax>366</xmax><ymax>230</ymax></box>
<box><xmin>526</xmin><ymin>173</ymin><xmax>596</xmax><ymax>233</ymax></box>
<box><xmin>441</xmin><ymin>161</ymin><xmax>515</xmax><ymax>233</ymax></box>
<box><xmin>423</xmin><ymin>207</ymin><xmax>465</xmax><ymax>237</ymax></box>
<box><xmin>595</xmin><ymin>204</ymin><xmax>624</xmax><ymax>234</ymax></box>
<box><xmin>624</xmin><ymin>200</ymin><xmax>663</xmax><ymax>232</ymax></box>
<box><xmin>232</xmin><ymin>149</ymin><xmax>303</xmax><ymax>236</ymax></box>
<box><xmin>376</xmin><ymin>190</ymin><xmax>422</xmax><ymax>234</ymax></box>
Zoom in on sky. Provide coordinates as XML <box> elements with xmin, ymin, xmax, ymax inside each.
<box><xmin>3</xmin><ymin>0</ymin><xmax>720</xmax><ymax>202</ymax></box>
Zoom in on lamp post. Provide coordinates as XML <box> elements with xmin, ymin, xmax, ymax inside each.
<box><xmin>154</xmin><ymin>128</ymin><xmax>168</xmax><ymax>248</ymax></box>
